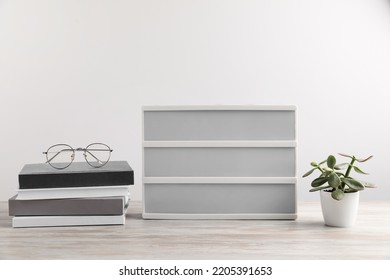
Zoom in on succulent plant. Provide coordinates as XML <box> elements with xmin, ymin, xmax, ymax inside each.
<box><xmin>303</xmin><ymin>153</ymin><xmax>375</xmax><ymax>200</ymax></box>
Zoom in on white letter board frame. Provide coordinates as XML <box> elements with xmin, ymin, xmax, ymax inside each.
<box><xmin>142</xmin><ymin>105</ymin><xmax>297</xmax><ymax>219</ymax></box>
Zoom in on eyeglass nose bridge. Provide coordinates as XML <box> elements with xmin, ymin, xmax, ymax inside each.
<box><xmin>74</xmin><ymin>148</ymin><xmax>88</xmax><ymax>158</ymax></box>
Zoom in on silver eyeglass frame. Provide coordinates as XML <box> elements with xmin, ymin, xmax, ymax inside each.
<box><xmin>43</xmin><ymin>143</ymin><xmax>113</xmax><ymax>170</ymax></box>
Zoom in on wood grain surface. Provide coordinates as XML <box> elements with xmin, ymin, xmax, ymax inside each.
<box><xmin>0</xmin><ymin>201</ymin><xmax>389</xmax><ymax>260</ymax></box>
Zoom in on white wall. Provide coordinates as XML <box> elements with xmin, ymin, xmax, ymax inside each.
<box><xmin>1</xmin><ymin>0</ymin><xmax>390</xmax><ymax>202</ymax></box>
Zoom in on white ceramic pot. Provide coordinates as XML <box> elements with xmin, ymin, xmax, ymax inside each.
<box><xmin>320</xmin><ymin>190</ymin><xmax>359</xmax><ymax>227</ymax></box>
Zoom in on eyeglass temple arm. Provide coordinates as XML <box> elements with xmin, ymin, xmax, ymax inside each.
<box><xmin>43</xmin><ymin>148</ymin><xmax>73</xmax><ymax>164</ymax></box>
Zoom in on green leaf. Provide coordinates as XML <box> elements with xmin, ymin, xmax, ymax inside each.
<box><xmin>334</xmin><ymin>163</ymin><xmax>349</xmax><ymax>170</ymax></box>
<box><xmin>345</xmin><ymin>189</ymin><xmax>358</xmax><ymax>193</ymax></box>
<box><xmin>310</xmin><ymin>162</ymin><xmax>318</xmax><ymax>167</ymax></box>
<box><xmin>320</xmin><ymin>171</ymin><xmax>331</xmax><ymax>178</ymax></box>
<box><xmin>353</xmin><ymin>165</ymin><xmax>369</xmax><ymax>175</ymax></box>
<box><xmin>303</xmin><ymin>168</ymin><xmax>316</xmax><ymax>177</ymax></box>
<box><xmin>341</xmin><ymin>177</ymin><xmax>365</xmax><ymax>191</ymax></box>
<box><xmin>338</xmin><ymin>153</ymin><xmax>353</xmax><ymax>159</ymax></box>
<box><xmin>309</xmin><ymin>185</ymin><xmax>332</xmax><ymax>192</ymax></box>
<box><xmin>327</xmin><ymin>155</ymin><xmax>336</xmax><ymax>169</ymax></box>
<box><xmin>328</xmin><ymin>172</ymin><xmax>341</xmax><ymax>188</ymax></box>
<box><xmin>331</xmin><ymin>189</ymin><xmax>344</xmax><ymax>200</ymax></box>
<box><xmin>355</xmin><ymin>155</ymin><xmax>373</xmax><ymax>163</ymax></box>
<box><xmin>361</xmin><ymin>181</ymin><xmax>376</xmax><ymax>188</ymax></box>
<box><xmin>311</xmin><ymin>177</ymin><xmax>329</xmax><ymax>188</ymax></box>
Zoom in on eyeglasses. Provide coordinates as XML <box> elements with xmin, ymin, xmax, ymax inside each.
<box><xmin>43</xmin><ymin>143</ymin><xmax>113</xmax><ymax>169</ymax></box>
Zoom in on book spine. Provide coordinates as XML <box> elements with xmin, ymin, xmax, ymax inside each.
<box><xmin>16</xmin><ymin>186</ymin><xmax>131</xmax><ymax>200</ymax></box>
<box><xmin>12</xmin><ymin>215</ymin><xmax>126</xmax><ymax>228</ymax></box>
<box><xmin>9</xmin><ymin>197</ymin><xmax>127</xmax><ymax>216</ymax></box>
<box><xmin>19</xmin><ymin>170</ymin><xmax>134</xmax><ymax>189</ymax></box>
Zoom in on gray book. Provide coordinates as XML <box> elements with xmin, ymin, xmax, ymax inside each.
<box><xmin>9</xmin><ymin>195</ymin><xmax>129</xmax><ymax>216</ymax></box>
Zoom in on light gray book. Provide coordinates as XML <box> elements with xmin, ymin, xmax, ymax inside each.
<box><xmin>9</xmin><ymin>195</ymin><xmax>130</xmax><ymax>216</ymax></box>
<box><xmin>12</xmin><ymin>213</ymin><xmax>126</xmax><ymax>228</ymax></box>
<box><xmin>16</xmin><ymin>185</ymin><xmax>130</xmax><ymax>200</ymax></box>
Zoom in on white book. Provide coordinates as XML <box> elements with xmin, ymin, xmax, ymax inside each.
<box><xmin>16</xmin><ymin>186</ymin><xmax>131</xmax><ymax>200</ymax></box>
<box><xmin>12</xmin><ymin>214</ymin><xmax>126</xmax><ymax>228</ymax></box>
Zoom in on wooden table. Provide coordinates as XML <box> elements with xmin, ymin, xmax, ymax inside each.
<box><xmin>0</xmin><ymin>201</ymin><xmax>389</xmax><ymax>259</ymax></box>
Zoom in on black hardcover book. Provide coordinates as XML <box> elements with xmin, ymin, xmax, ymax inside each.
<box><xmin>19</xmin><ymin>161</ymin><xmax>134</xmax><ymax>189</ymax></box>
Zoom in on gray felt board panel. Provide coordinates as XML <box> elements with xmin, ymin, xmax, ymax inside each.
<box><xmin>144</xmin><ymin>110</ymin><xmax>295</xmax><ymax>141</ymax></box>
<box><xmin>144</xmin><ymin>147</ymin><xmax>295</xmax><ymax>177</ymax></box>
<box><xmin>144</xmin><ymin>184</ymin><xmax>296</xmax><ymax>214</ymax></box>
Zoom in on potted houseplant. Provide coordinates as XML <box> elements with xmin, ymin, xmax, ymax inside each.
<box><xmin>303</xmin><ymin>153</ymin><xmax>374</xmax><ymax>227</ymax></box>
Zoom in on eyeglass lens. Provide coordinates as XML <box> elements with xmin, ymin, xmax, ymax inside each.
<box><xmin>84</xmin><ymin>143</ymin><xmax>111</xmax><ymax>168</ymax></box>
<box><xmin>45</xmin><ymin>144</ymin><xmax>74</xmax><ymax>169</ymax></box>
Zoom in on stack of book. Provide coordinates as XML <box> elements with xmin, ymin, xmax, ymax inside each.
<box><xmin>8</xmin><ymin>161</ymin><xmax>134</xmax><ymax>228</ymax></box>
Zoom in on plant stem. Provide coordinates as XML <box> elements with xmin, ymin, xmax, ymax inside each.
<box><xmin>341</xmin><ymin>156</ymin><xmax>356</xmax><ymax>191</ymax></box>
<box><xmin>317</xmin><ymin>165</ymin><xmax>325</xmax><ymax>173</ymax></box>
